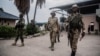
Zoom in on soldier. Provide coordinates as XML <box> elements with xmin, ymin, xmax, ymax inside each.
<box><xmin>12</xmin><ymin>14</ymin><xmax>25</xmax><ymax>47</ymax></box>
<box><xmin>67</xmin><ymin>4</ymin><xmax>85</xmax><ymax>56</ymax></box>
<box><xmin>48</xmin><ymin>11</ymin><xmax>59</xmax><ymax>51</ymax></box>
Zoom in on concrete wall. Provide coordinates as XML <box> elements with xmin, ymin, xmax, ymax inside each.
<box><xmin>82</xmin><ymin>14</ymin><xmax>99</xmax><ymax>33</ymax></box>
<box><xmin>0</xmin><ymin>19</ymin><xmax>16</xmax><ymax>27</ymax></box>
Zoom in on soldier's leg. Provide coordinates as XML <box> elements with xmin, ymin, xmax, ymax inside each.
<box><xmin>51</xmin><ymin>31</ymin><xmax>56</xmax><ymax>51</ymax></box>
<box><xmin>15</xmin><ymin>35</ymin><xmax>19</xmax><ymax>43</ymax></box>
<box><xmin>55</xmin><ymin>32</ymin><xmax>60</xmax><ymax>43</ymax></box>
<box><xmin>12</xmin><ymin>32</ymin><xmax>19</xmax><ymax>46</ymax></box>
<box><xmin>71</xmin><ymin>29</ymin><xmax>79</xmax><ymax>56</ymax></box>
<box><xmin>54</xmin><ymin>32</ymin><xmax>57</xmax><ymax>43</ymax></box>
<box><xmin>49</xmin><ymin>31</ymin><xmax>52</xmax><ymax>48</ymax></box>
<box><xmin>50</xmin><ymin>31</ymin><xmax>54</xmax><ymax>50</ymax></box>
<box><xmin>71</xmin><ymin>38</ymin><xmax>78</xmax><ymax>56</ymax></box>
<box><xmin>20</xmin><ymin>31</ymin><xmax>24</xmax><ymax>46</ymax></box>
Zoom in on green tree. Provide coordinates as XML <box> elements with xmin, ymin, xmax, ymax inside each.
<box><xmin>14</xmin><ymin>0</ymin><xmax>45</xmax><ymax>24</ymax></box>
<box><xmin>14</xmin><ymin>0</ymin><xmax>31</xmax><ymax>24</ymax></box>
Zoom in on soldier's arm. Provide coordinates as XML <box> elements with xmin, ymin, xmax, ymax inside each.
<box><xmin>80</xmin><ymin>14</ymin><xmax>85</xmax><ymax>30</ymax></box>
<box><xmin>80</xmin><ymin>14</ymin><xmax>85</xmax><ymax>41</ymax></box>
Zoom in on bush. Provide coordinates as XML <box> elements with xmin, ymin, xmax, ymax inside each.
<box><xmin>26</xmin><ymin>24</ymin><xmax>40</xmax><ymax>35</ymax></box>
<box><xmin>0</xmin><ymin>26</ymin><xmax>16</xmax><ymax>38</ymax></box>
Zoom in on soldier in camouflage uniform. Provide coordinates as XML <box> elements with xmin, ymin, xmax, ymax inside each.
<box><xmin>12</xmin><ymin>14</ymin><xmax>25</xmax><ymax>47</ymax></box>
<box><xmin>48</xmin><ymin>11</ymin><xmax>59</xmax><ymax>51</ymax></box>
<box><xmin>67</xmin><ymin>4</ymin><xmax>85</xmax><ymax>56</ymax></box>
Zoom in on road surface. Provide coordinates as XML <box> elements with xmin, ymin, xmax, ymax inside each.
<box><xmin>0</xmin><ymin>32</ymin><xmax>100</xmax><ymax>56</ymax></box>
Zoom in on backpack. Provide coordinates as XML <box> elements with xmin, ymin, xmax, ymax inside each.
<box><xmin>69</xmin><ymin>14</ymin><xmax>83</xmax><ymax>30</ymax></box>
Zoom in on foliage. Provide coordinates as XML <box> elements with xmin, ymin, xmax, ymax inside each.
<box><xmin>0</xmin><ymin>26</ymin><xmax>16</xmax><ymax>38</ymax></box>
<box><xmin>14</xmin><ymin>0</ymin><xmax>46</xmax><ymax>24</ymax></box>
<box><xmin>26</xmin><ymin>24</ymin><xmax>40</xmax><ymax>35</ymax></box>
<box><xmin>36</xmin><ymin>0</ymin><xmax>45</xmax><ymax>8</ymax></box>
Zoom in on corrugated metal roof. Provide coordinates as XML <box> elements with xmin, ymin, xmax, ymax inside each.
<box><xmin>50</xmin><ymin>0</ymin><xmax>100</xmax><ymax>14</ymax></box>
<box><xmin>50</xmin><ymin>0</ymin><xmax>100</xmax><ymax>10</ymax></box>
<box><xmin>0</xmin><ymin>8</ymin><xmax>19</xmax><ymax>20</ymax></box>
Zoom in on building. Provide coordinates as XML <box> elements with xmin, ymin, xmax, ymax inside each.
<box><xmin>50</xmin><ymin>0</ymin><xmax>100</xmax><ymax>33</ymax></box>
<box><xmin>0</xmin><ymin>8</ymin><xmax>19</xmax><ymax>27</ymax></box>
<box><xmin>36</xmin><ymin>22</ymin><xmax>47</xmax><ymax>31</ymax></box>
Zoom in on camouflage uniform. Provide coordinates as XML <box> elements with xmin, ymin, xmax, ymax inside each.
<box><xmin>67</xmin><ymin>12</ymin><xmax>85</xmax><ymax>56</ymax></box>
<box><xmin>12</xmin><ymin>17</ymin><xmax>25</xmax><ymax>46</ymax></box>
<box><xmin>66</xmin><ymin>4</ymin><xmax>85</xmax><ymax>56</ymax></box>
<box><xmin>48</xmin><ymin>17</ymin><xmax>59</xmax><ymax>51</ymax></box>
<box><xmin>68</xmin><ymin>13</ymin><xmax>84</xmax><ymax>51</ymax></box>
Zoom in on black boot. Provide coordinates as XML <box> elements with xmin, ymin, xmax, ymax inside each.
<box><xmin>71</xmin><ymin>51</ymin><xmax>76</xmax><ymax>56</ymax></box>
<box><xmin>51</xmin><ymin>42</ymin><xmax>54</xmax><ymax>51</ymax></box>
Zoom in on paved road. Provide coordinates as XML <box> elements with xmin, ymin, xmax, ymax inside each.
<box><xmin>0</xmin><ymin>32</ymin><xmax>100</xmax><ymax>56</ymax></box>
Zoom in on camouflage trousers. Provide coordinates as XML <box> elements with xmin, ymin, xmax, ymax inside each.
<box><xmin>50</xmin><ymin>31</ymin><xmax>57</xmax><ymax>48</ymax></box>
<box><xmin>55</xmin><ymin>31</ymin><xmax>60</xmax><ymax>42</ymax></box>
<box><xmin>15</xmin><ymin>29</ymin><xmax>24</xmax><ymax>43</ymax></box>
<box><xmin>69</xmin><ymin>29</ymin><xmax>80</xmax><ymax>52</ymax></box>
<box><xmin>50</xmin><ymin>31</ymin><xmax>57</xmax><ymax>49</ymax></box>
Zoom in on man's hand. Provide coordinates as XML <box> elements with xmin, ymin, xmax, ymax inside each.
<box><xmin>80</xmin><ymin>32</ymin><xmax>85</xmax><ymax>41</ymax></box>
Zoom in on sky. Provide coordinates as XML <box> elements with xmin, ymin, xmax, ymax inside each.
<box><xmin>0</xmin><ymin>0</ymin><xmax>89</xmax><ymax>23</ymax></box>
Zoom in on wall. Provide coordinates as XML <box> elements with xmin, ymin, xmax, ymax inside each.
<box><xmin>0</xmin><ymin>19</ymin><xmax>16</xmax><ymax>27</ymax></box>
<box><xmin>82</xmin><ymin>14</ymin><xmax>99</xmax><ymax>33</ymax></box>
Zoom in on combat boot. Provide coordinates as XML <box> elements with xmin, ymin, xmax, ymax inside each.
<box><xmin>51</xmin><ymin>42</ymin><xmax>54</xmax><ymax>51</ymax></box>
<box><xmin>71</xmin><ymin>51</ymin><xmax>76</xmax><ymax>56</ymax></box>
